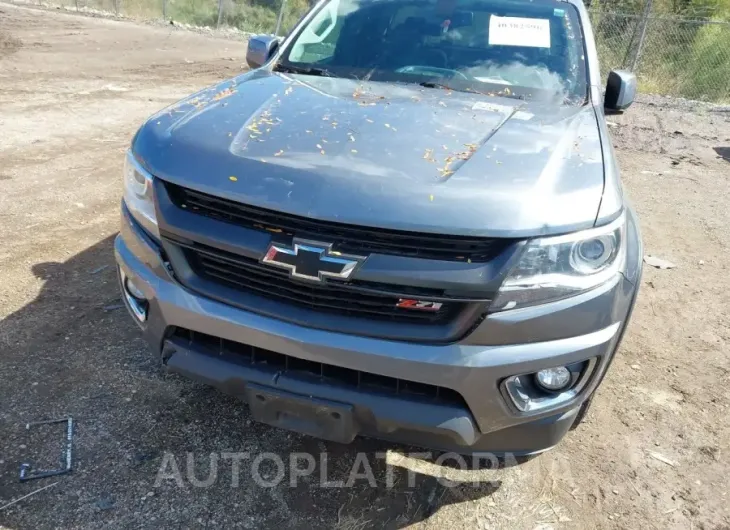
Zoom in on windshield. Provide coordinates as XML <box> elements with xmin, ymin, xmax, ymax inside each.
<box><xmin>278</xmin><ymin>0</ymin><xmax>588</xmax><ymax>103</ymax></box>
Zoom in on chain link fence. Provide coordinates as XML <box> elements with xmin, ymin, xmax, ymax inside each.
<box><xmin>590</xmin><ymin>10</ymin><xmax>730</xmax><ymax>101</ymax></box>
<box><xmin>9</xmin><ymin>0</ymin><xmax>730</xmax><ymax>102</ymax></box>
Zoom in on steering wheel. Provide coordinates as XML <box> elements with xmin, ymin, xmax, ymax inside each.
<box><xmin>395</xmin><ymin>65</ymin><xmax>470</xmax><ymax>80</ymax></box>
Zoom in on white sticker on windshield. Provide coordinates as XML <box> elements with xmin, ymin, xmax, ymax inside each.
<box><xmin>488</xmin><ymin>16</ymin><xmax>551</xmax><ymax>48</ymax></box>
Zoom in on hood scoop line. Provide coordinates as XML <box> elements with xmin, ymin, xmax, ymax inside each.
<box><xmin>436</xmin><ymin>104</ymin><xmax>522</xmax><ymax>183</ymax></box>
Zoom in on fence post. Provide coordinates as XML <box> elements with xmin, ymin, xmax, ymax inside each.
<box><xmin>217</xmin><ymin>0</ymin><xmax>224</xmax><ymax>28</ymax></box>
<box><xmin>630</xmin><ymin>0</ymin><xmax>653</xmax><ymax>71</ymax></box>
<box><xmin>162</xmin><ymin>0</ymin><xmax>166</xmax><ymax>20</ymax></box>
<box><xmin>274</xmin><ymin>0</ymin><xmax>286</xmax><ymax>35</ymax></box>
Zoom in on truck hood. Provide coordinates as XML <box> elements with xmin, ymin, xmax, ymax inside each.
<box><xmin>133</xmin><ymin>70</ymin><xmax>605</xmax><ymax>238</ymax></box>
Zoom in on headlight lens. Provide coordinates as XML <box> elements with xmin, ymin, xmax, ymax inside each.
<box><xmin>491</xmin><ymin>213</ymin><xmax>626</xmax><ymax>311</ymax></box>
<box><xmin>123</xmin><ymin>150</ymin><xmax>158</xmax><ymax>238</ymax></box>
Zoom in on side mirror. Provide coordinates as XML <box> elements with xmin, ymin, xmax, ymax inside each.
<box><xmin>246</xmin><ymin>35</ymin><xmax>281</xmax><ymax>69</ymax></box>
<box><xmin>604</xmin><ymin>70</ymin><xmax>637</xmax><ymax>113</ymax></box>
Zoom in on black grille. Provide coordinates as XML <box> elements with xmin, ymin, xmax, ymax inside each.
<box><xmin>178</xmin><ymin>241</ymin><xmax>462</xmax><ymax>324</ymax></box>
<box><xmin>172</xmin><ymin>327</ymin><xmax>467</xmax><ymax>408</ymax></box>
<box><xmin>164</xmin><ymin>182</ymin><xmax>512</xmax><ymax>262</ymax></box>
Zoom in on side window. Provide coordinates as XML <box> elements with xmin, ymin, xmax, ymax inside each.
<box><xmin>289</xmin><ymin>0</ymin><xmax>342</xmax><ymax>63</ymax></box>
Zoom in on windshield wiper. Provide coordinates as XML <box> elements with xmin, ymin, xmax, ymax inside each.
<box><xmin>419</xmin><ymin>80</ymin><xmax>530</xmax><ymax>100</ymax></box>
<box><xmin>418</xmin><ymin>81</ymin><xmax>460</xmax><ymax>91</ymax></box>
<box><xmin>274</xmin><ymin>63</ymin><xmax>333</xmax><ymax>77</ymax></box>
<box><xmin>419</xmin><ymin>81</ymin><xmax>501</xmax><ymax>96</ymax></box>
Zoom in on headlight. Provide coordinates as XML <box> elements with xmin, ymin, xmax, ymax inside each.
<box><xmin>123</xmin><ymin>150</ymin><xmax>159</xmax><ymax>238</ymax></box>
<box><xmin>491</xmin><ymin>213</ymin><xmax>626</xmax><ymax>311</ymax></box>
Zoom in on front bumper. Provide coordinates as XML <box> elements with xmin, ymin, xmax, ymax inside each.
<box><xmin>115</xmin><ymin>206</ymin><xmax>641</xmax><ymax>455</ymax></box>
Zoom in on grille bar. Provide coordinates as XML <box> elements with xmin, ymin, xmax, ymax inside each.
<box><xmin>183</xmin><ymin>245</ymin><xmax>460</xmax><ymax>324</ymax></box>
<box><xmin>165</xmin><ymin>182</ymin><xmax>512</xmax><ymax>262</ymax></box>
<box><xmin>200</xmin><ymin>259</ymin><xmax>404</xmax><ymax>310</ymax></box>
<box><xmin>174</xmin><ymin>328</ymin><xmax>467</xmax><ymax>408</ymax></box>
<box><xmin>170</xmin><ymin>236</ymin><xmax>480</xmax><ymax>301</ymax></box>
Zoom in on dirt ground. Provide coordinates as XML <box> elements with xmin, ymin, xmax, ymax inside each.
<box><xmin>1</xmin><ymin>3</ymin><xmax>729</xmax><ymax>529</ymax></box>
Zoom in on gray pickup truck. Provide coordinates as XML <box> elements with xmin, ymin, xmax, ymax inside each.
<box><xmin>116</xmin><ymin>0</ymin><xmax>642</xmax><ymax>455</ymax></box>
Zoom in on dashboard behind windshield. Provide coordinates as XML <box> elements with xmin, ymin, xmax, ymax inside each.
<box><xmin>279</xmin><ymin>0</ymin><xmax>588</xmax><ymax>102</ymax></box>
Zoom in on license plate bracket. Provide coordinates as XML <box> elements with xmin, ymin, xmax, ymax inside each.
<box><xmin>245</xmin><ymin>383</ymin><xmax>358</xmax><ymax>443</ymax></box>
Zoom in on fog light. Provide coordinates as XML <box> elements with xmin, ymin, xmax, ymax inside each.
<box><xmin>120</xmin><ymin>270</ymin><xmax>148</xmax><ymax>323</ymax></box>
<box><xmin>535</xmin><ymin>366</ymin><xmax>571</xmax><ymax>392</ymax></box>
<box><xmin>503</xmin><ymin>359</ymin><xmax>597</xmax><ymax>413</ymax></box>
<box><xmin>125</xmin><ymin>277</ymin><xmax>146</xmax><ymax>301</ymax></box>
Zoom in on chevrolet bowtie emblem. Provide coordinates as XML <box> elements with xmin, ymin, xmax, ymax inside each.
<box><xmin>261</xmin><ymin>239</ymin><xmax>365</xmax><ymax>282</ymax></box>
